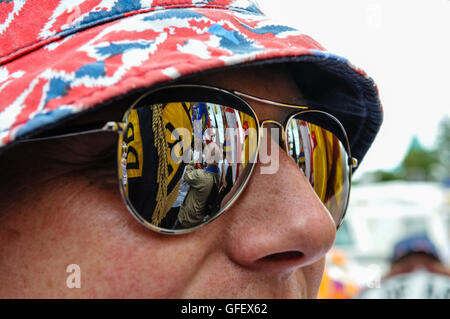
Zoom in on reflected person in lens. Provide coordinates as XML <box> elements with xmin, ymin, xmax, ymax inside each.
<box><xmin>176</xmin><ymin>142</ymin><xmax>222</xmax><ymax>229</ymax></box>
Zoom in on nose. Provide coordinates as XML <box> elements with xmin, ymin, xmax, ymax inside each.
<box><xmin>221</xmin><ymin>131</ymin><xmax>336</xmax><ymax>274</ymax></box>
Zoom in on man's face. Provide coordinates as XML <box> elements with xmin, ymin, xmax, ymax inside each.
<box><xmin>0</xmin><ymin>65</ymin><xmax>336</xmax><ymax>298</ymax></box>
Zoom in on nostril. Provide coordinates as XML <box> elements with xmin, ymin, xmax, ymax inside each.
<box><xmin>259</xmin><ymin>251</ymin><xmax>304</xmax><ymax>262</ymax></box>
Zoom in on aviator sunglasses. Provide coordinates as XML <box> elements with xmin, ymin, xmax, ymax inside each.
<box><xmin>22</xmin><ymin>84</ymin><xmax>357</xmax><ymax>234</ymax></box>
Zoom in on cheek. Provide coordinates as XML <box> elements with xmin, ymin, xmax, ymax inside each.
<box><xmin>58</xmin><ymin>183</ymin><xmax>218</xmax><ymax>298</ymax></box>
<box><xmin>0</xmin><ymin>176</ymin><xmax>213</xmax><ymax>298</ymax></box>
<box><xmin>298</xmin><ymin>258</ymin><xmax>327</xmax><ymax>298</ymax></box>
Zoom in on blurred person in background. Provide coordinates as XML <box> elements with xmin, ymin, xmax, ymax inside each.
<box><xmin>356</xmin><ymin>234</ymin><xmax>450</xmax><ymax>299</ymax></box>
<box><xmin>386</xmin><ymin>234</ymin><xmax>450</xmax><ymax>279</ymax></box>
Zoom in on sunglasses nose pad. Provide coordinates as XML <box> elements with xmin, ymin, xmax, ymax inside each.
<box><xmin>260</xmin><ymin>121</ymin><xmax>286</xmax><ymax>151</ymax></box>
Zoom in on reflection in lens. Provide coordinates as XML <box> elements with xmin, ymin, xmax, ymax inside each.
<box><xmin>119</xmin><ymin>101</ymin><xmax>258</xmax><ymax>232</ymax></box>
<box><xmin>286</xmin><ymin>116</ymin><xmax>351</xmax><ymax>226</ymax></box>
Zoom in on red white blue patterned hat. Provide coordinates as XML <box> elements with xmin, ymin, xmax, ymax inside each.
<box><xmin>0</xmin><ymin>0</ymin><xmax>382</xmax><ymax>163</ymax></box>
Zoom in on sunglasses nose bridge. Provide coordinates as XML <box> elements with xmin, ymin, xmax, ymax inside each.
<box><xmin>259</xmin><ymin>119</ymin><xmax>287</xmax><ymax>151</ymax></box>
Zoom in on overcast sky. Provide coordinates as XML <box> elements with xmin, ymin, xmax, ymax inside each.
<box><xmin>256</xmin><ymin>0</ymin><xmax>450</xmax><ymax>179</ymax></box>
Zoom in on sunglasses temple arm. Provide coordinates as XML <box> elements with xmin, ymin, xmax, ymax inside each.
<box><xmin>16</xmin><ymin>121</ymin><xmax>126</xmax><ymax>144</ymax></box>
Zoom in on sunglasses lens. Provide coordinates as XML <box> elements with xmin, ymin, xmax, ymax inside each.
<box><xmin>286</xmin><ymin>113</ymin><xmax>351</xmax><ymax>227</ymax></box>
<box><xmin>118</xmin><ymin>99</ymin><xmax>258</xmax><ymax>233</ymax></box>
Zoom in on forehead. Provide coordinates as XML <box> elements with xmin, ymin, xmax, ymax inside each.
<box><xmin>184</xmin><ymin>64</ymin><xmax>304</xmax><ymax>103</ymax></box>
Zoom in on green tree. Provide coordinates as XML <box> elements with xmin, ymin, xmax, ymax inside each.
<box><xmin>400</xmin><ymin>136</ymin><xmax>439</xmax><ymax>181</ymax></box>
<box><xmin>371</xmin><ymin>170</ymin><xmax>401</xmax><ymax>182</ymax></box>
<box><xmin>359</xmin><ymin>119</ymin><xmax>450</xmax><ymax>183</ymax></box>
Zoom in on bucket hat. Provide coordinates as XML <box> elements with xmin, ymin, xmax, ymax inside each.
<box><xmin>0</xmin><ymin>0</ymin><xmax>382</xmax><ymax>164</ymax></box>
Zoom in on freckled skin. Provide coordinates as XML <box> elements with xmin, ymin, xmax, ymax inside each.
<box><xmin>0</xmin><ymin>65</ymin><xmax>336</xmax><ymax>298</ymax></box>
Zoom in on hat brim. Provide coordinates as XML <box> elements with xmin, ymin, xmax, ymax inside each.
<box><xmin>0</xmin><ymin>6</ymin><xmax>382</xmax><ymax>163</ymax></box>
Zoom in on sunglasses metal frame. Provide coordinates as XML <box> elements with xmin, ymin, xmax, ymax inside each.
<box><xmin>17</xmin><ymin>84</ymin><xmax>357</xmax><ymax>234</ymax></box>
<box><xmin>118</xmin><ymin>84</ymin><xmax>356</xmax><ymax>234</ymax></box>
